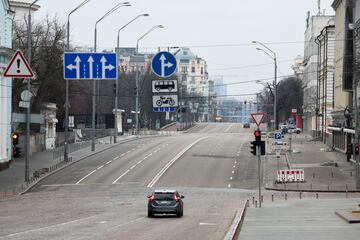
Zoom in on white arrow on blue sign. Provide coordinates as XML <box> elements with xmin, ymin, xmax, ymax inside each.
<box><xmin>64</xmin><ymin>52</ymin><xmax>117</xmax><ymax>80</ymax></box>
<box><xmin>151</xmin><ymin>51</ymin><xmax>177</xmax><ymax>78</ymax></box>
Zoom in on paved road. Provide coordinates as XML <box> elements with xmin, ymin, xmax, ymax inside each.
<box><xmin>0</xmin><ymin>123</ymin><xmax>258</xmax><ymax>240</ymax></box>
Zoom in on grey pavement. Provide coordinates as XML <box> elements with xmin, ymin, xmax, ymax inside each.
<box><xmin>0</xmin><ymin>135</ymin><xmax>137</xmax><ymax>194</ymax></box>
<box><xmin>239</xmin><ymin>197</ymin><xmax>360</xmax><ymax>240</ymax></box>
<box><xmin>265</xmin><ymin>133</ymin><xmax>357</xmax><ymax>192</ymax></box>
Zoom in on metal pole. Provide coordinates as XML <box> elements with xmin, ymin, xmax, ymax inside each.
<box><xmin>257</xmin><ymin>145</ymin><xmax>262</xmax><ymax>208</ymax></box>
<box><xmin>91</xmin><ymin>25</ymin><xmax>97</xmax><ymax>151</ymax></box>
<box><xmin>353</xmin><ymin>4</ymin><xmax>360</xmax><ymax>190</ymax></box>
<box><xmin>114</xmin><ymin>39</ymin><xmax>119</xmax><ymax>143</ymax></box>
<box><xmin>135</xmin><ymin>63</ymin><xmax>139</xmax><ymax>135</ymax></box>
<box><xmin>64</xmin><ymin>17</ymin><xmax>70</xmax><ymax>161</ymax></box>
<box><xmin>274</xmin><ymin>57</ymin><xmax>277</xmax><ymax>130</ymax></box>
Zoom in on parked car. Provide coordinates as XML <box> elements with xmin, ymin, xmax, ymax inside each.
<box><xmin>243</xmin><ymin>123</ymin><xmax>250</xmax><ymax>128</ymax></box>
<box><xmin>288</xmin><ymin>128</ymin><xmax>302</xmax><ymax>134</ymax></box>
<box><xmin>147</xmin><ymin>189</ymin><xmax>184</xmax><ymax>218</ymax></box>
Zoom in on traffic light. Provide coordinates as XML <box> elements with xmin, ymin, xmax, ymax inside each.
<box><xmin>254</xmin><ymin>130</ymin><xmax>261</xmax><ymax>142</ymax></box>
<box><xmin>355</xmin><ymin>144</ymin><xmax>360</xmax><ymax>155</ymax></box>
<box><xmin>134</xmin><ymin>87</ymin><xmax>137</xmax><ymax>96</ymax></box>
<box><xmin>260</xmin><ymin>141</ymin><xmax>266</xmax><ymax>155</ymax></box>
<box><xmin>12</xmin><ymin>133</ymin><xmax>19</xmax><ymax>146</ymax></box>
<box><xmin>251</xmin><ymin>141</ymin><xmax>257</xmax><ymax>155</ymax></box>
<box><xmin>12</xmin><ymin>146</ymin><xmax>21</xmax><ymax>158</ymax></box>
<box><xmin>113</xmin><ymin>83</ymin><xmax>116</xmax><ymax>94</ymax></box>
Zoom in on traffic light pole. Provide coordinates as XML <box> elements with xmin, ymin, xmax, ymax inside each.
<box><xmin>257</xmin><ymin>145</ymin><xmax>261</xmax><ymax>208</ymax></box>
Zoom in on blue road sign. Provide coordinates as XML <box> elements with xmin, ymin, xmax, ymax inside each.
<box><xmin>153</xmin><ymin>107</ymin><xmax>177</xmax><ymax>112</ymax></box>
<box><xmin>274</xmin><ymin>131</ymin><xmax>282</xmax><ymax>141</ymax></box>
<box><xmin>64</xmin><ymin>52</ymin><xmax>117</xmax><ymax>80</ymax></box>
<box><xmin>151</xmin><ymin>51</ymin><xmax>177</xmax><ymax>78</ymax></box>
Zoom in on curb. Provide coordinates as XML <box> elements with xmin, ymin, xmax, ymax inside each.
<box><xmin>18</xmin><ymin>135</ymin><xmax>159</xmax><ymax>195</ymax></box>
<box><xmin>223</xmin><ymin>201</ymin><xmax>248</xmax><ymax>240</ymax></box>
<box><xmin>265</xmin><ymin>185</ymin><xmax>360</xmax><ymax>193</ymax></box>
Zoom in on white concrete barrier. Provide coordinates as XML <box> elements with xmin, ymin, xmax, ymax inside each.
<box><xmin>277</xmin><ymin>169</ymin><xmax>305</xmax><ymax>183</ymax></box>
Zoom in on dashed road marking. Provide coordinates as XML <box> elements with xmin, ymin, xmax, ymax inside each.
<box><xmin>130</xmin><ymin>165</ymin><xmax>136</xmax><ymax>170</ymax></box>
<box><xmin>228</xmin><ymin>184</ymin><xmax>231</xmax><ymax>188</ymax></box>
<box><xmin>97</xmin><ymin>166</ymin><xmax>104</xmax><ymax>170</ymax></box>
<box><xmin>76</xmin><ymin>169</ymin><xmax>97</xmax><ymax>184</ymax></box>
<box><xmin>113</xmin><ymin>156</ymin><xmax>119</xmax><ymax>160</ymax></box>
<box><xmin>112</xmin><ymin>169</ymin><xmax>130</xmax><ymax>184</ymax></box>
<box><xmin>106</xmin><ymin>161</ymin><xmax>112</xmax><ymax>165</ymax></box>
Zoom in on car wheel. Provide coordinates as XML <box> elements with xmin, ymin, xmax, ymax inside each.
<box><xmin>176</xmin><ymin>210</ymin><xmax>183</xmax><ymax>218</ymax></box>
<box><xmin>148</xmin><ymin>211</ymin><xmax>154</xmax><ymax>218</ymax></box>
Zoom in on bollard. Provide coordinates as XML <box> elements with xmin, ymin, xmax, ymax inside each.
<box><xmin>327</xmin><ymin>183</ymin><xmax>330</xmax><ymax>191</ymax></box>
<box><xmin>285</xmin><ymin>193</ymin><xmax>287</xmax><ymax>200</ymax></box>
<box><xmin>310</xmin><ymin>183</ymin><xmax>312</xmax><ymax>190</ymax></box>
<box><xmin>299</xmin><ymin>191</ymin><xmax>302</xmax><ymax>199</ymax></box>
<box><xmin>252</xmin><ymin>196</ymin><xmax>255</xmax><ymax>205</ymax></box>
<box><xmin>272</xmin><ymin>194</ymin><xmax>274</xmax><ymax>202</ymax></box>
<box><xmin>346</xmin><ymin>184</ymin><xmax>348</xmax><ymax>198</ymax></box>
<box><xmin>313</xmin><ymin>173</ymin><xmax>315</xmax><ymax>179</ymax></box>
<box><xmin>246</xmin><ymin>199</ymin><xmax>249</xmax><ymax>207</ymax></box>
<box><xmin>261</xmin><ymin>195</ymin><xmax>264</xmax><ymax>203</ymax></box>
<box><xmin>316</xmin><ymin>193</ymin><xmax>319</xmax><ymax>199</ymax></box>
<box><xmin>255</xmin><ymin>200</ymin><xmax>258</xmax><ymax>208</ymax></box>
<box><xmin>331</xmin><ymin>172</ymin><xmax>334</xmax><ymax>178</ymax></box>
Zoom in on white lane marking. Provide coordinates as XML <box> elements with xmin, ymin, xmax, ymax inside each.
<box><xmin>112</xmin><ymin>169</ymin><xmax>130</xmax><ymax>184</ymax></box>
<box><xmin>97</xmin><ymin>166</ymin><xmax>104</xmax><ymax>170</ymax></box>
<box><xmin>137</xmin><ymin>160</ymin><xmax>142</xmax><ymax>164</ymax></box>
<box><xmin>110</xmin><ymin>217</ymin><xmax>145</xmax><ymax>229</ymax></box>
<box><xmin>199</xmin><ymin>222</ymin><xmax>216</xmax><ymax>226</ymax></box>
<box><xmin>225</xmin><ymin>124</ymin><xmax>233</xmax><ymax>133</ymax></box>
<box><xmin>126</xmin><ymin>150</ymin><xmax>131</xmax><ymax>154</ymax></box>
<box><xmin>132</xmin><ymin>148</ymin><xmax>135</xmax><ymax>151</ymax></box>
<box><xmin>76</xmin><ymin>169</ymin><xmax>97</xmax><ymax>184</ymax></box>
<box><xmin>143</xmin><ymin>156</ymin><xmax>148</xmax><ymax>160</ymax></box>
<box><xmin>42</xmin><ymin>184</ymin><xmax>84</xmax><ymax>187</ymax></box>
<box><xmin>120</xmin><ymin>153</ymin><xmax>125</xmax><ymax>157</ymax></box>
<box><xmin>130</xmin><ymin>165</ymin><xmax>136</xmax><ymax>170</ymax></box>
<box><xmin>233</xmin><ymin>165</ymin><xmax>236</xmax><ymax>168</ymax></box>
<box><xmin>148</xmin><ymin>153</ymin><xmax>153</xmax><ymax>156</ymax></box>
<box><xmin>106</xmin><ymin>160</ymin><xmax>112</xmax><ymax>165</ymax></box>
<box><xmin>228</xmin><ymin>184</ymin><xmax>231</xmax><ymax>188</ymax></box>
<box><xmin>147</xmin><ymin>137</ymin><xmax>208</xmax><ymax>188</ymax></box>
<box><xmin>236</xmin><ymin>154</ymin><xmax>239</xmax><ymax>157</ymax></box>
<box><xmin>235</xmin><ymin>161</ymin><xmax>237</xmax><ymax>164</ymax></box>
<box><xmin>1</xmin><ymin>215</ymin><xmax>101</xmax><ymax>238</ymax></box>
<box><xmin>113</xmin><ymin>156</ymin><xmax>119</xmax><ymax>160</ymax></box>
<box><xmin>232</xmin><ymin>170</ymin><xmax>235</xmax><ymax>174</ymax></box>
<box><xmin>230</xmin><ymin>177</ymin><xmax>233</xmax><ymax>180</ymax></box>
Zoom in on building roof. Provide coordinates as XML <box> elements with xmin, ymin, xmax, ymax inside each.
<box><xmin>175</xmin><ymin>47</ymin><xmax>196</xmax><ymax>60</ymax></box>
<box><xmin>9</xmin><ymin>0</ymin><xmax>40</xmax><ymax>11</ymax></box>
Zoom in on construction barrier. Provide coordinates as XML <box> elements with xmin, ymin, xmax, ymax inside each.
<box><xmin>277</xmin><ymin>169</ymin><xmax>305</xmax><ymax>183</ymax></box>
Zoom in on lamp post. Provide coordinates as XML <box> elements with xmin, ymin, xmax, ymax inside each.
<box><xmin>91</xmin><ymin>2</ymin><xmax>131</xmax><ymax>151</ymax></box>
<box><xmin>114</xmin><ymin>13</ymin><xmax>149</xmax><ymax>143</ymax></box>
<box><xmin>253</xmin><ymin>41</ymin><xmax>277</xmax><ymax>131</ymax></box>
<box><xmin>64</xmin><ymin>0</ymin><xmax>91</xmax><ymax>162</ymax></box>
<box><xmin>25</xmin><ymin>0</ymin><xmax>39</xmax><ymax>182</ymax></box>
<box><xmin>134</xmin><ymin>25</ymin><xmax>164</xmax><ymax>135</ymax></box>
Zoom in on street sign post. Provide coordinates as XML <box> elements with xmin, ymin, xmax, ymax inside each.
<box><xmin>274</xmin><ymin>131</ymin><xmax>282</xmax><ymax>142</ymax></box>
<box><xmin>251</xmin><ymin>112</ymin><xmax>265</xmax><ymax>127</ymax></box>
<box><xmin>151</xmin><ymin>51</ymin><xmax>177</xmax><ymax>78</ymax></box>
<box><xmin>63</xmin><ymin>52</ymin><xmax>117</xmax><ymax>80</ymax></box>
<box><xmin>3</xmin><ymin>50</ymin><xmax>34</xmax><ymax>78</ymax></box>
<box><xmin>153</xmin><ymin>95</ymin><xmax>178</xmax><ymax>112</ymax></box>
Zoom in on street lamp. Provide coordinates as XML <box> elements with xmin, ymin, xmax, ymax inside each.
<box><xmin>252</xmin><ymin>40</ymin><xmax>277</xmax><ymax>131</ymax></box>
<box><xmin>136</xmin><ymin>25</ymin><xmax>164</xmax><ymax>54</ymax></box>
<box><xmin>64</xmin><ymin>0</ymin><xmax>91</xmax><ymax>163</ymax></box>
<box><xmin>134</xmin><ymin>25</ymin><xmax>164</xmax><ymax>135</ymax></box>
<box><xmin>91</xmin><ymin>2</ymin><xmax>131</xmax><ymax>151</ymax></box>
<box><xmin>24</xmin><ymin>0</ymin><xmax>39</xmax><ymax>182</ymax></box>
<box><xmin>114</xmin><ymin>13</ymin><xmax>149</xmax><ymax>143</ymax></box>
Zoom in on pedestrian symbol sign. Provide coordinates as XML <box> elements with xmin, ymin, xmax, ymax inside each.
<box><xmin>151</xmin><ymin>51</ymin><xmax>177</xmax><ymax>78</ymax></box>
<box><xmin>3</xmin><ymin>50</ymin><xmax>34</xmax><ymax>78</ymax></box>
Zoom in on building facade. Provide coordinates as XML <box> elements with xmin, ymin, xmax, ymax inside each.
<box><xmin>316</xmin><ymin>21</ymin><xmax>335</xmax><ymax>146</ymax></box>
<box><xmin>302</xmin><ymin>14</ymin><xmax>334</xmax><ymax>136</ymax></box>
<box><xmin>0</xmin><ymin>0</ymin><xmax>14</xmax><ymax>170</ymax></box>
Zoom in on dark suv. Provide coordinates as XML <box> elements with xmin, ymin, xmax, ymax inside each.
<box><xmin>147</xmin><ymin>190</ymin><xmax>184</xmax><ymax>218</ymax></box>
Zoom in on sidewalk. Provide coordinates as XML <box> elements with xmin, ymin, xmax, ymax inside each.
<box><xmin>0</xmin><ymin>135</ymin><xmax>137</xmax><ymax>194</ymax></box>
<box><xmin>238</xmin><ymin>198</ymin><xmax>360</xmax><ymax>240</ymax></box>
<box><xmin>265</xmin><ymin>133</ymin><xmax>358</xmax><ymax>192</ymax></box>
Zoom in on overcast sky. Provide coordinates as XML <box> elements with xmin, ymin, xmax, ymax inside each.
<box><xmin>34</xmin><ymin>0</ymin><xmax>335</xmax><ymax>99</ymax></box>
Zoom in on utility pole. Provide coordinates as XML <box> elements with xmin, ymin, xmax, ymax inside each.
<box><xmin>257</xmin><ymin>143</ymin><xmax>262</xmax><ymax>208</ymax></box>
<box><xmin>135</xmin><ymin>62</ymin><xmax>139</xmax><ymax>135</ymax></box>
<box><xmin>353</xmin><ymin>4</ymin><xmax>360</xmax><ymax>190</ymax></box>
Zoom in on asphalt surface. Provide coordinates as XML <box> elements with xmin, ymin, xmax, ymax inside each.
<box><xmin>0</xmin><ymin>123</ymin><xmax>259</xmax><ymax>240</ymax></box>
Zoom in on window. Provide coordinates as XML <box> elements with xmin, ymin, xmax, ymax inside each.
<box><xmin>201</xmin><ymin>67</ymin><xmax>203</xmax><ymax>74</ymax></box>
<box><xmin>191</xmin><ymin>67</ymin><xmax>195</xmax><ymax>73</ymax></box>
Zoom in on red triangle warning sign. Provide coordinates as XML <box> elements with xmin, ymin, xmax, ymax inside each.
<box><xmin>251</xmin><ymin>112</ymin><xmax>265</xmax><ymax>126</ymax></box>
<box><xmin>3</xmin><ymin>50</ymin><xmax>34</xmax><ymax>78</ymax></box>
